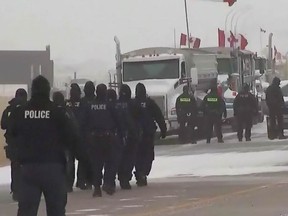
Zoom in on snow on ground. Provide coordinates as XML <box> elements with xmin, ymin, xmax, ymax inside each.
<box><xmin>150</xmin><ymin>150</ymin><xmax>288</xmax><ymax>179</ymax></box>
<box><xmin>1</xmin><ymin>150</ymin><xmax>288</xmax><ymax>185</ymax></box>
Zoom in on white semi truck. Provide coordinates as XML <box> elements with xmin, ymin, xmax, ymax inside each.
<box><xmin>111</xmin><ymin>38</ymin><xmax>218</xmax><ymax>135</ymax></box>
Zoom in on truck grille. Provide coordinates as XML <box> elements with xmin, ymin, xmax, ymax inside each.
<box><xmin>150</xmin><ymin>95</ymin><xmax>166</xmax><ymax>117</ymax></box>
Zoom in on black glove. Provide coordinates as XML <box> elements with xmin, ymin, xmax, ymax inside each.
<box><xmin>161</xmin><ymin>130</ymin><xmax>166</xmax><ymax>139</ymax></box>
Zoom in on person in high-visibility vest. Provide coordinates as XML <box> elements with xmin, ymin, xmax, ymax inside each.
<box><xmin>175</xmin><ymin>86</ymin><xmax>198</xmax><ymax>144</ymax></box>
<box><xmin>202</xmin><ymin>86</ymin><xmax>227</xmax><ymax>144</ymax></box>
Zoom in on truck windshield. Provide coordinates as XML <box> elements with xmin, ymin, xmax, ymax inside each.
<box><xmin>123</xmin><ymin>59</ymin><xmax>179</xmax><ymax>82</ymax></box>
<box><xmin>217</xmin><ymin>58</ymin><xmax>237</xmax><ymax>75</ymax></box>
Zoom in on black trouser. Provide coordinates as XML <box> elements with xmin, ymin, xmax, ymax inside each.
<box><xmin>178</xmin><ymin>116</ymin><xmax>196</xmax><ymax>143</ymax></box>
<box><xmin>135</xmin><ymin>133</ymin><xmax>155</xmax><ymax>178</ymax></box>
<box><xmin>236</xmin><ymin>114</ymin><xmax>253</xmax><ymax>140</ymax></box>
<box><xmin>269</xmin><ymin>109</ymin><xmax>284</xmax><ymax>137</ymax></box>
<box><xmin>88</xmin><ymin>134</ymin><xmax>120</xmax><ymax>188</ymax></box>
<box><xmin>206</xmin><ymin>114</ymin><xmax>223</xmax><ymax>141</ymax></box>
<box><xmin>17</xmin><ymin>163</ymin><xmax>67</xmax><ymax>216</ymax></box>
<box><xmin>118</xmin><ymin>136</ymin><xmax>137</xmax><ymax>182</ymax></box>
<box><xmin>76</xmin><ymin>141</ymin><xmax>93</xmax><ymax>188</ymax></box>
<box><xmin>65</xmin><ymin>151</ymin><xmax>75</xmax><ymax>190</ymax></box>
<box><xmin>11</xmin><ymin>161</ymin><xmax>21</xmax><ymax>196</ymax></box>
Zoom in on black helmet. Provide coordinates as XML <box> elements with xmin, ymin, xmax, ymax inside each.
<box><xmin>96</xmin><ymin>84</ymin><xmax>107</xmax><ymax>99</ymax></box>
<box><xmin>272</xmin><ymin>77</ymin><xmax>281</xmax><ymax>86</ymax></box>
<box><xmin>183</xmin><ymin>85</ymin><xmax>189</xmax><ymax>94</ymax></box>
<box><xmin>31</xmin><ymin>75</ymin><xmax>51</xmax><ymax>98</ymax></box>
<box><xmin>70</xmin><ymin>83</ymin><xmax>81</xmax><ymax>100</ymax></box>
<box><xmin>135</xmin><ymin>83</ymin><xmax>146</xmax><ymax>99</ymax></box>
<box><xmin>107</xmin><ymin>89</ymin><xmax>117</xmax><ymax>102</ymax></box>
<box><xmin>84</xmin><ymin>81</ymin><xmax>95</xmax><ymax>97</ymax></box>
<box><xmin>15</xmin><ymin>88</ymin><xmax>27</xmax><ymax>100</ymax></box>
<box><xmin>119</xmin><ymin>84</ymin><xmax>132</xmax><ymax>100</ymax></box>
<box><xmin>53</xmin><ymin>91</ymin><xmax>65</xmax><ymax>107</ymax></box>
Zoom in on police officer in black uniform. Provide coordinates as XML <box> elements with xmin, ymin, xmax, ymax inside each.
<box><xmin>266</xmin><ymin>77</ymin><xmax>286</xmax><ymax>139</ymax></box>
<box><xmin>65</xmin><ymin>83</ymin><xmax>82</xmax><ymax>192</ymax></box>
<box><xmin>10</xmin><ymin>76</ymin><xmax>80</xmax><ymax>216</ymax></box>
<box><xmin>83</xmin><ymin>84</ymin><xmax>122</xmax><ymax>197</ymax></box>
<box><xmin>202</xmin><ymin>86</ymin><xmax>227</xmax><ymax>143</ymax></box>
<box><xmin>233</xmin><ymin>84</ymin><xmax>258</xmax><ymax>142</ymax></box>
<box><xmin>134</xmin><ymin>83</ymin><xmax>167</xmax><ymax>186</ymax></box>
<box><xmin>77</xmin><ymin>81</ymin><xmax>95</xmax><ymax>190</ymax></box>
<box><xmin>107</xmin><ymin>89</ymin><xmax>117</xmax><ymax>102</ymax></box>
<box><xmin>175</xmin><ymin>85</ymin><xmax>198</xmax><ymax>144</ymax></box>
<box><xmin>1</xmin><ymin>88</ymin><xmax>27</xmax><ymax>201</ymax></box>
<box><xmin>116</xmin><ymin>84</ymin><xmax>138</xmax><ymax>190</ymax></box>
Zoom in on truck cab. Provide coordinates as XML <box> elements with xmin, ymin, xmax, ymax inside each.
<box><xmin>117</xmin><ymin>47</ymin><xmax>218</xmax><ymax>134</ymax></box>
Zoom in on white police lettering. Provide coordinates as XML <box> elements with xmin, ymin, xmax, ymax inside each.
<box><xmin>91</xmin><ymin>104</ymin><xmax>106</xmax><ymax>110</ymax></box>
<box><xmin>24</xmin><ymin>110</ymin><xmax>50</xmax><ymax>119</ymax></box>
<box><xmin>141</xmin><ymin>102</ymin><xmax>146</xmax><ymax>108</ymax></box>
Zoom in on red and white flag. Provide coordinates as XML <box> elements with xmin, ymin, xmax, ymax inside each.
<box><xmin>180</xmin><ymin>33</ymin><xmax>201</xmax><ymax>48</ymax></box>
<box><xmin>218</xmin><ymin>29</ymin><xmax>238</xmax><ymax>48</ymax></box>
<box><xmin>180</xmin><ymin>33</ymin><xmax>187</xmax><ymax>46</ymax></box>
<box><xmin>189</xmin><ymin>37</ymin><xmax>201</xmax><ymax>48</ymax></box>
<box><xmin>236</xmin><ymin>34</ymin><xmax>248</xmax><ymax>50</ymax></box>
<box><xmin>218</xmin><ymin>28</ymin><xmax>248</xmax><ymax>50</ymax></box>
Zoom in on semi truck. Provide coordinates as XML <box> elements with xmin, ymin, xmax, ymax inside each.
<box><xmin>110</xmin><ymin>38</ymin><xmax>218</xmax><ymax>135</ymax></box>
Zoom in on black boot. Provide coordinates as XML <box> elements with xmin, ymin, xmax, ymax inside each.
<box><xmin>92</xmin><ymin>186</ymin><xmax>102</xmax><ymax>197</ymax></box>
<box><xmin>136</xmin><ymin>175</ymin><xmax>147</xmax><ymax>187</ymax></box>
<box><xmin>120</xmin><ymin>180</ymin><xmax>132</xmax><ymax>190</ymax></box>
<box><xmin>218</xmin><ymin>138</ymin><xmax>224</xmax><ymax>143</ymax></box>
<box><xmin>102</xmin><ymin>184</ymin><xmax>116</xmax><ymax>195</ymax></box>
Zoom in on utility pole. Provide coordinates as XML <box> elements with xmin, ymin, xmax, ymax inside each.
<box><xmin>184</xmin><ymin>0</ymin><xmax>191</xmax><ymax>48</ymax></box>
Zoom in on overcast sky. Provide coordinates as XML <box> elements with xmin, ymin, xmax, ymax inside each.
<box><xmin>0</xmin><ymin>0</ymin><xmax>287</xmax><ymax>79</ymax></box>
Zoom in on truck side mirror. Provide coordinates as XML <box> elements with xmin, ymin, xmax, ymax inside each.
<box><xmin>190</xmin><ymin>68</ymin><xmax>198</xmax><ymax>85</ymax></box>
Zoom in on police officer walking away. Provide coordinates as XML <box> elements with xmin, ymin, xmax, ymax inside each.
<box><xmin>1</xmin><ymin>88</ymin><xmax>27</xmax><ymax>201</ymax></box>
<box><xmin>116</xmin><ymin>84</ymin><xmax>138</xmax><ymax>190</ymax></box>
<box><xmin>202</xmin><ymin>86</ymin><xmax>227</xmax><ymax>143</ymax></box>
<box><xmin>77</xmin><ymin>81</ymin><xmax>95</xmax><ymax>190</ymax></box>
<box><xmin>233</xmin><ymin>84</ymin><xmax>258</xmax><ymax>142</ymax></box>
<box><xmin>83</xmin><ymin>84</ymin><xmax>122</xmax><ymax>197</ymax></box>
<box><xmin>266</xmin><ymin>77</ymin><xmax>286</xmax><ymax>139</ymax></box>
<box><xmin>175</xmin><ymin>85</ymin><xmax>198</xmax><ymax>144</ymax></box>
<box><xmin>65</xmin><ymin>83</ymin><xmax>82</xmax><ymax>192</ymax></box>
<box><xmin>10</xmin><ymin>76</ymin><xmax>80</xmax><ymax>216</ymax></box>
<box><xmin>134</xmin><ymin>83</ymin><xmax>167</xmax><ymax>186</ymax></box>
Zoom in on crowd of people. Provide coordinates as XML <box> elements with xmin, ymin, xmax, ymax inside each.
<box><xmin>1</xmin><ymin>75</ymin><xmax>167</xmax><ymax>216</ymax></box>
<box><xmin>176</xmin><ymin>77</ymin><xmax>287</xmax><ymax>144</ymax></box>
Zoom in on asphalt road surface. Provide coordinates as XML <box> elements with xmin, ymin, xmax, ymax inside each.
<box><xmin>1</xmin><ymin>122</ymin><xmax>288</xmax><ymax>216</ymax></box>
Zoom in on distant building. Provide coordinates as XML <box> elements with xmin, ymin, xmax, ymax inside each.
<box><xmin>0</xmin><ymin>46</ymin><xmax>54</xmax><ymax>92</ymax></box>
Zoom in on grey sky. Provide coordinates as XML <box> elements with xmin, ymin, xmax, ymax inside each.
<box><xmin>0</xmin><ymin>0</ymin><xmax>287</xmax><ymax>80</ymax></box>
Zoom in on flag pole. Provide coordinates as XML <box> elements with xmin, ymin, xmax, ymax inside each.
<box><xmin>174</xmin><ymin>28</ymin><xmax>177</xmax><ymax>49</ymax></box>
<box><xmin>184</xmin><ymin>0</ymin><xmax>191</xmax><ymax>48</ymax></box>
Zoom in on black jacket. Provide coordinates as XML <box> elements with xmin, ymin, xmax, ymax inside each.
<box><xmin>133</xmin><ymin>97</ymin><xmax>167</xmax><ymax>135</ymax></box>
<box><xmin>266</xmin><ymin>84</ymin><xmax>285</xmax><ymax>112</ymax></box>
<box><xmin>233</xmin><ymin>91</ymin><xmax>258</xmax><ymax>116</ymax></box>
<box><xmin>1</xmin><ymin>98</ymin><xmax>26</xmax><ymax>145</ymax></box>
<box><xmin>202</xmin><ymin>92</ymin><xmax>227</xmax><ymax>118</ymax></box>
<box><xmin>175</xmin><ymin>93</ymin><xmax>197</xmax><ymax>120</ymax></box>
<box><xmin>10</xmin><ymin>97</ymin><xmax>79</xmax><ymax>164</ymax></box>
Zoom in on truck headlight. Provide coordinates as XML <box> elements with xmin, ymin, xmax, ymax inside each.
<box><xmin>170</xmin><ymin>108</ymin><xmax>177</xmax><ymax>116</ymax></box>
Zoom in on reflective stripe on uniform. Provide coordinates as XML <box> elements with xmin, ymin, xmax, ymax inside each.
<box><xmin>207</xmin><ymin>98</ymin><xmax>218</xmax><ymax>102</ymax></box>
<box><xmin>180</xmin><ymin>98</ymin><xmax>191</xmax><ymax>102</ymax></box>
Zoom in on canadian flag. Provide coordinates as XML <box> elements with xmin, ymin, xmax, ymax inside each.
<box><xmin>218</xmin><ymin>28</ymin><xmax>248</xmax><ymax>50</ymax></box>
<box><xmin>180</xmin><ymin>33</ymin><xmax>201</xmax><ymax>48</ymax></box>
